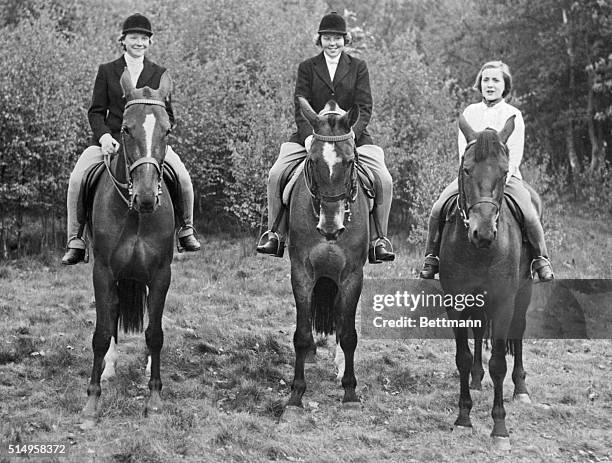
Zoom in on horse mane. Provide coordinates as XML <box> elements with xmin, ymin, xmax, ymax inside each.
<box><xmin>473</xmin><ymin>129</ymin><xmax>507</xmax><ymax>163</ymax></box>
<box><xmin>141</xmin><ymin>87</ymin><xmax>153</xmax><ymax>98</ymax></box>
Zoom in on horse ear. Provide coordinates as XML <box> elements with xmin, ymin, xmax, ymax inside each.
<box><xmin>499</xmin><ymin>115</ymin><xmax>516</xmax><ymax>144</ymax></box>
<box><xmin>158</xmin><ymin>71</ymin><xmax>172</xmax><ymax>99</ymax></box>
<box><xmin>347</xmin><ymin>104</ymin><xmax>360</xmax><ymax>129</ymax></box>
<box><xmin>458</xmin><ymin>114</ymin><xmax>476</xmax><ymax>143</ymax></box>
<box><xmin>298</xmin><ymin>96</ymin><xmax>318</xmax><ymax>127</ymax></box>
<box><xmin>120</xmin><ymin>68</ymin><xmax>134</xmax><ymax>100</ymax></box>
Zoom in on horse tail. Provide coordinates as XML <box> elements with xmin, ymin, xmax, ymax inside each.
<box><xmin>117</xmin><ymin>279</ymin><xmax>147</xmax><ymax>333</ymax></box>
<box><xmin>484</xmin><ymin>318</ymin><xmax>515</xmax><ymax>356</ymax></box>
<box><xmin>311</xmin><ymin>277</ymin><xmax>338</xmax><ymax>335</ymax></box>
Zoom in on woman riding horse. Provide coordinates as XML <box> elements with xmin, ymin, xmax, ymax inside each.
<box><xmin>419</xmin><ymin>61</ymin><xmax>553</xmax><ymax>282</ymax></box>
<box><xmin>61</xmin><ymin>13</ymin><xmax>200</xmax><ymax>265</ymax></box>
<box><xmin>257</xmin><ymin>11</ymin><xmax>394</xmax><ymax>264</ymax></box>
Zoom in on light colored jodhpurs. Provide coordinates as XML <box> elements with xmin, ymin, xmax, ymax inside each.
<box><xmin>66</xmin><ymin>145</ymin><xmax>194</xmax><ymax>248</ymax></box>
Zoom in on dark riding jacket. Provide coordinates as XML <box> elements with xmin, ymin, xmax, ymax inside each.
<box><xmin>88</xmin><ymin>56</ymin><xmax>174</xmax><ymax>145</ymax></box>
<box><xmin>290</xmin><ymin>51</ymin><xmax>373</xmax><ymax>147</ymax></box>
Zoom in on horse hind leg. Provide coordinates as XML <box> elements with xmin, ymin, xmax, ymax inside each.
<box><xmin>511</xmin><ymin>339</ymin><xmax>531</xmax><ymax>403</ymax></box>
<box><xmin>100</xmin><ymin>336</ymin><xmax>118</xmax><ymax>381</ymax></box>
<box><xmin>333</xmin><ymin>340</ymin><xmax>345</xmax><ymax>382</ymax></box>
<box><xmin>470</xmin><ymin>323</ymin><xmax>486</xmax><ymax>390</ymax></box>
<box><xmin>101</xmin><ymin>314</ymin><xmax>119</xmax><ymax>381</ymax></box>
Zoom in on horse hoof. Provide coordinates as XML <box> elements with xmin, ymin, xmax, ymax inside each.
<box><xmin>342</xmin><ymin>401</ymin><xmax>361</xmax><ymax>411</ymax></box>
<box><xmin>453</xmin><ymin>425</ymin><xmax>474</xmax><ymax>435</ymax></box>
<box><xmin>279</xmin><ymin>405</ymin><xmax>304</xmax><ymax>424</ymax></box>
<box><xmin>491</xmin><ymin>436</ymin><xmax>511</xmax><ymax>451</ymax></box>
<box><xmin>514</xmin><ymin>393</ymin><xmax>531</xmax><ymax>404</ymax></box>
<box><xmin>469</xmin><ymin>383</ymin><xmax>482</xmax><ymax>391</ymax></box>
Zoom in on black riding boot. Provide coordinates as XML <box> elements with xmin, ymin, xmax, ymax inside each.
<box><xmin>419</xmin><ymin>213</ymin><xmax>441</xmax><ymax>279</ymax></box>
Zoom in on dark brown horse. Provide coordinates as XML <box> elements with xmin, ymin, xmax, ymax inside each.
<box><xmin>282</xmin><ymin>98</ymin><xmax>369</xmax><ymax>420</ymax></box>
<box><xmin>80</xmin><ymin>69</ymin><xmax>175</xmax><ymax>427</ymax></box>
<box><xmin>439</xmin><ymin>115</ymin><xmax>535</xmax><ymax>451</ymax></box>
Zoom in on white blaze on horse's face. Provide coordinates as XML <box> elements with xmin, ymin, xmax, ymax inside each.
<box><xmin>143</xmin><ymin>113</ymin><xmax>156</xmax><ymax>158</ymax></box>
<box><xmin>322</xmin><ymin>143</ymin><xmax>341</xmax><ymax>180</ymax></box>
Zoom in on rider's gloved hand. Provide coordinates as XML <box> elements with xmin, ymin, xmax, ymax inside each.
<box><xmin>304</xmin><ymin>134</ymin><xmax>313</xmax><ymax>152</ymax></box>
<box><xmin>100</xmin><ymin>133</ymin><xmax>120</xmax><ymax>156</ymax></box>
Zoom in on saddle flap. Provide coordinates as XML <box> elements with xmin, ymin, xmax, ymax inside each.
<box><xmin>77</xmin><ymin>161</ymin><xmax>105</xmax><ymax>225</ymax></box>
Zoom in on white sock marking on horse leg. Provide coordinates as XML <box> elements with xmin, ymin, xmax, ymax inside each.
<box><xmin>322</xmin><ymin>143</ymin><xmax>340</xmax><ymax>180</ymax></box>
<box><xmin>101</xmin><ymin>336</ymin><xmax>118</xmax><ymax>381</ymax></box>
<box><xmin>146</xmin><ymin>355</ymin><xmax>152</xmax><ymax>376</ymax></box>
<box><xmin>143</xmin><ymin>114</ymin><xmax>155</xmax><ymax>157</ymax></box>
<box><xmin>334</xmin><ymin>344</ymin><xmax>345</xmax><ymax>382</ymax></box>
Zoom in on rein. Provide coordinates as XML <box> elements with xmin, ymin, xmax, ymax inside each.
<box><xmin>103</xmin><ymin>98</ymin><xmax>167</xmax><ymax>210</ymax></box>
<box><xmin>457</xmin><ymin>139</ymin><xmax>506</xmax><ymax>229</ymax></box>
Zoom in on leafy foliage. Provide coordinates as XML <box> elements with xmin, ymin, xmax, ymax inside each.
<box><xmin>0</xmin><ymin>0</ymin><xmax>610</xmax><ymax>258</ymax></box>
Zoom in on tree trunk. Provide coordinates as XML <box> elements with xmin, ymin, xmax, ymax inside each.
<box><xmin>563</xmin><ymin>7</ymin><xmax>581</xmax><ymax>179</ymax></box>
<box><xmin>587</xmin><ymin>86</ymin><xmax>606</xmax><ymax>174</ymax></box>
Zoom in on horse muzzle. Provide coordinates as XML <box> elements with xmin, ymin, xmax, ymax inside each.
<box><xmin>316</xmin><ymin>202</ymin><xmax>346</xmax><ymax>241</ymax></box>
<box><xmin>131</xmin><ymin>192</ymin><xmax>160</xmax><ymax>213</ymax></box>
<box><xmin>467</xmin><ymin>216</ymin><xmax>497</xmax><ymax>248</ymax></box>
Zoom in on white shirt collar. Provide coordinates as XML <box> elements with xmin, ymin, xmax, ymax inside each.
<box><xmin>124</xmin><ymin>53</ymin><xmax>144</xmax><ymax>68</ymax></box>
<box><xmin>324</xmin><ymin>53</ymin><xmax>341</xmax><ymax>65</ymax></box>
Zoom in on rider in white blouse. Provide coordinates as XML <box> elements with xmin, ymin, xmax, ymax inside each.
<box><xmin>420</xmin><ymin>61</ymin><xmax>554</xmax><ymax>282</ymax></box>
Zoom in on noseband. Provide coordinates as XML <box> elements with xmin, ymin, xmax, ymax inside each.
<box><xmin>304</xmin><ymin>130</ymin><xmax>358</xmax><ymax>221</ymax></box>
<box><xmin>457</xmin><ymin>139</ymin><xmax>507</xmax><ymax>229</ymax></box>
<box><xmin>105</xmin><ymin>99</ymin><xmax>167</xmax><ymax>209</ymax></box>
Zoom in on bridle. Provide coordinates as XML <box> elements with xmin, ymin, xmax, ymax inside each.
<box><xmin>457</xmin><ymin>138</ymin><xmax>508</xmax><ymax>229</ymax></box>
<box><xmin>303</xmin><ymin>129</ymin><xmax>358</xmax><ymax>222</ymax></box>
<box><xmin>105</xmin><ymin>98</ymin><xmax>167</xmax><ymax>210</ymax></box>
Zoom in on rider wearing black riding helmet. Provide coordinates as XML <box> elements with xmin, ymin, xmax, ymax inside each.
<box><xmin>61</xmin><ymin>13</ymin><xmax>200</xmax><ymax>265</ymax></box>
<box><xmin>257</xmin><ymin>11</ymin><xmax>395</xmax><ymax>264</ymax></box>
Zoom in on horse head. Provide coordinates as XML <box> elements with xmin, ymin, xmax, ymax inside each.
<box><xmin>119</xmin><ymin>69</ymin><xmax>172</xmax><ymax>213</ymax></box>
<box><xmin>298</xmin><ymin>97</ymin><xmax>360</xmax><ymax>240</ymax></box>
<box><xmin>458</xmin><ymin>114</ymin><xmax>514</xmax><ymax>248</ymax></box>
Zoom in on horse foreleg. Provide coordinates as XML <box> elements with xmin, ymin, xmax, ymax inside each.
<box><xmin>287</xmin><ymin>303</ymin><xmax>311</xmax><ymax>409</ymax></box>
<box><xmin>454</xmin><ymin>327</ymin><xmax>474</xmax><ymax>429</ymax></box>
<box><xmin>144</xmin><ymin>268</ymin><xmax>170</xmax><ymax>416</ymax></box>
<box><xmin>470</xmin><ymin>323</ymin><xmax>485</xmax><ymax>390</ymax></box>
<box><xmin>489</xmin><ymin>338</ymin><xmax>511</xmax><ymax>450</ymax></box>
<box><xmin>82</xmin><ymin>262</ymin><xmax>116</xmax><ymax>428</ymax></box>
<box><xmin>511</xmin><ymin>339</ymin><xmax>531</xmax><ymax>403</ymax></box>
<box><xmin>338</xmin><ymin>283</ymin><xmax>360</xmax><ymax>407</ymax></box>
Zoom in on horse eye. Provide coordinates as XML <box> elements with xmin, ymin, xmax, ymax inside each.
<box><xmin>166</xmin><ymin>127</ymin><xmax>172</xmax><ymax>136</ymax></box>
<box><xmin>463</xmin><ymin>168</ymin><xmax>470</xmax><ymax>176</ymax></box>
<box><xmin>121</xmin><ymin>126</ymin><xmax>130</xmax><ymax>135</ymax></box>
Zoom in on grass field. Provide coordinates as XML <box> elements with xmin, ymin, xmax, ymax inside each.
<box><xmin>0</xmin><ymin>203</ymin><xmax>611</xmax><ymax>463</ymax></box>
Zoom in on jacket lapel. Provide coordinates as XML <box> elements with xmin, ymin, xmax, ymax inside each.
<box><xmin>333</xmin><ymin>52</ymin><xmax>350</xmax><ymax>86</ymax></box>
<box><xmin>313</xmin><ymin>52</ymin><xmax>334</xmax><ymax>92</ymax></box>
<box><xmin>113</xmin><ymin>56</ymin><xmax>127</xmax><ymax>80</ymax></box>
<box><xmin>137</xmin><ymin>57</ymin><xmax>154</xmax><ymax>88</ymax></box>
